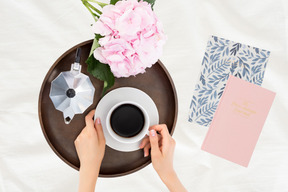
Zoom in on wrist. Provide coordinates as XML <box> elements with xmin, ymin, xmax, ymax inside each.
<box><xmin>78</xmin><ymin>164</ymin><xmax>100</xmax><ymax>192</ymax></box>
<box><xmin>160</xmin><ymin>170</ymin><xmax>187</xmax><ymax>192</ymax></box>
<box><xmin>80</xmin><ymin>162</ymin><xmax>101</xmax><ymax>178</ymax></box>
<box><xmin>80</xmin><ymin>158</ymin><xmax>102</xmax><ymax>170</ymax></box>
<box><xmin>80</xmin><ymin>161</ymin><xmax>101</xmax><ymax>180</ymax></box>
<box><xmin>159</xmin><ymin>169</ymin><xmax>177</xmax><ymax>184</ymax></box>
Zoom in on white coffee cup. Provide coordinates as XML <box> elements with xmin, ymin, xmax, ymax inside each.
<box><xmin>106</xmin><ymin>101</ymin><xmax>150</xmax><ymax>144</ymax></box>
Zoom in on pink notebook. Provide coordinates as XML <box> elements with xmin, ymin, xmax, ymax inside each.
<box><xmin>201</xmin><ymin>75</ymin><xmax>276</xmax><ymax>167</ymax></box>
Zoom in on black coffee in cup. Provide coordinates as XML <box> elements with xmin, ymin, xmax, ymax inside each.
<box><xmin>110</xmin><ymin>104</ymin><xmax>145</xmax><ymax>138</ymax></box>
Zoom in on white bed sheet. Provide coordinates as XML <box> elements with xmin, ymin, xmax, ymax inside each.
<box><xmin>1</xmin><ymin>0</ymin><xmax>288</xmax><ymax>191</ymax></box>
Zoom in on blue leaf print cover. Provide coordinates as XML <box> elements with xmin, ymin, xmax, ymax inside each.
<box><xmin>188</xmin><ymin>36</ymin><xmax>270</xmax><ymax>126</ymax></box>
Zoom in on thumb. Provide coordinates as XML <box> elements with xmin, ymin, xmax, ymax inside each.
<box><xmin>149</xmin><ymin>129</ymin><xmax>161</xmax><ymax>158</ymax></box>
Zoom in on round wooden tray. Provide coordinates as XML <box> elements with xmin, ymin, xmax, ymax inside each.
<box><xmin>38</xmin><ymin>40</ymin><xmax>178</xmax><ymax>177</ymax></box>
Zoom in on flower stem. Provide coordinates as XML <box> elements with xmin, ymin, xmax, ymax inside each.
<box><xmin>86</xmin><ymin>2</ymin><xmax>102</xmax><ymax>15</ymax></box>
<box><xmin>81</xmin><ymin>0</ymin><xmax>103</xmax><ymax>21</ymax></box>
<box><xmin>86</xmin><ymin>0</ymin><xmax>108</xmax><ymax>8</ymax></box>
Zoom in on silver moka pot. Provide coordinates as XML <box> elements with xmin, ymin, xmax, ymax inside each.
<box><xmin>49</xmin><ymin>48</ymin><xmax>95</xmax><ymax>124</ymax></box>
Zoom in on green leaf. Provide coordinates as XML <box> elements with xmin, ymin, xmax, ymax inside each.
<box><xmin>143</xmin><ymin>0</ymin><xmax>156</xmax><ymax>7</ymax></box>
<box><xmin>89</xmin><ymin>35</ymin><xmax>101</xmax><ymax>56</ymax></box>
<box><xmin>110</xmin><ymin>0</ymin><xmax>120</xmax><ymax>5</ymax></box>
<box><xmin>86</xmin><ymin>55</ymin><xmax>115</xmax><ymax>95</ymax></box>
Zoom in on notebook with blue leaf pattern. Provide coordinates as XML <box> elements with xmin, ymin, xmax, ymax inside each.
<box><xmin>188</xmin><ymin>36</ymin><xmax>270</xmax><ymax>126</ymax></box>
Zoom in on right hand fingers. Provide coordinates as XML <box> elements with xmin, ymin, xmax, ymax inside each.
<box><xmin>143</xmin><ymin>138</ymin><xmax>163</xmax><ymax>157</ymax></box>
<box><xmin>139</xmin><ymin>136</ymin><xmax>150</xmax><ymax>149</ymax></box>
<box><xmin>143</xmin><ymin>143</ymin><xmax>151</xmax><ymax>157</ymax></box>
<box><xmin>149</xmin><ymin>129</ymin><xmax>161</xmax><ymax>158</ymax></box>
<box><xmin>149</xmin><ymin>124</ymin><xmax>171</xmax><ymax>147</ymax></box>
<box><xmin>149</xmin><ymin>124</ymin><xmax>170</xmax><ymax>137</ymax></box>
<box><xmin>141</xmin><ymin>134</ymin><xmax>163</xmax><ymax>157</ymax></box>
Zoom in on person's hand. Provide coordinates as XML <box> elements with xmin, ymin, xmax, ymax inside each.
<box><xmin>146</xmin><ymin>124</ymin><xmax>176</xmax><ymax>179</ymax></box>
<box><xmin>74</xmin><ymin>110</ymin><xmax>106</xmax><ymax>169</ymax></box>
<box><xmin>140</xmin><ymin>124</ymin><xmax>187</xmax><ymax>192</ymax></box>
<box><xmin>139</xmin><ymin>131</ymin><xmax>162</xmax><ymax>157</ymax></box>
<box><xmin>74</xmin><ymin>110</ymin><xmax>106</xmax><ymax>192</ymax></box>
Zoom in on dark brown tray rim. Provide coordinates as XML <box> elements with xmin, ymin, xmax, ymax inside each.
<box><xmin>38</xmin><ymin>39</ymin><xmax>178</xmax><ymax>177</ymax></box>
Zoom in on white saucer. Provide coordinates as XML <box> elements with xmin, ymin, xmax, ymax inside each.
<box><xmin>94</xmin><ymin>87</ymin><xmax>159</xmax><ymax>152</ymax></box>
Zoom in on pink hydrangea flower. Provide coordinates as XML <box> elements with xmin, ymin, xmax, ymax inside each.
<box><xmin>92</xmin><ymin>0</ymin><xmax>166</xmax><ymax>78</ymax></box>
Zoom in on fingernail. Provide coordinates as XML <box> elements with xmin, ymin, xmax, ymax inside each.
<box><xmin>150</xmin><ymin>129</ymin><xmax>156</xmax><ymax>137</ymax></box>
<box><xmin>144</xmin><ymin>151</ymin><xmax>147</xmax><ymax>157</ymax></box>
<box><xmin>96</xmin><ymin>118</ymin><xmax>101</xmax><ymax>125</ymax></box>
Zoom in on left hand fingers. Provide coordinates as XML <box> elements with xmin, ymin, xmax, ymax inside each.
<box><xmin>95</xmin><ymin>117</ymin><xmax>105</xmax><ymax>144</ymax></box>
<box><xmin>75</xmin><ymin>126</ymin><xmax>87</xmax><ymax>142</ymax></box>
<box><xmin>85</xmin><ymin>110</ymin><xmax>96</xmax><ymax>130</ymax></box>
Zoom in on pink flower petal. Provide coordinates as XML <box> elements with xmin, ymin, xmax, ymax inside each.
<box><xmin>92</xmin><ymin>0</ymin><xmax>166</xmax><ymax>78</ymax></box>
